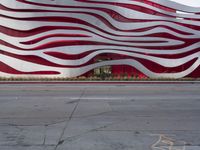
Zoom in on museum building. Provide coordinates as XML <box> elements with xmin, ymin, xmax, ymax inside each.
<box><xmin>0</xmin><ymin>0</ymin><xmax>200</xmax><ymax>78</ymax></box>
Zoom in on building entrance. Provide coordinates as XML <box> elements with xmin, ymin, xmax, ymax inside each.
<box><xmin>94</xmin><ymin>57</ymin><xmax>112</xmax><ymax>79</ymax></box>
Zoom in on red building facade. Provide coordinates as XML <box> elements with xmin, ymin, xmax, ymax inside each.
<box><xmin>0</xmin><ymin>0</ymin><xmax>200</xmax><ymax>78</ymax></box>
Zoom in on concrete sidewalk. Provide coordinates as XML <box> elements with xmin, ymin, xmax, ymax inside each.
<box><xmin>0</xmin><ymin>80</ymin><xmax>200</xmax><ymax>84</ymax></box>
<box><xmin>0</xmin><ymin>84</ymin><xmax>200</xmax><ymax>150</ymax></box>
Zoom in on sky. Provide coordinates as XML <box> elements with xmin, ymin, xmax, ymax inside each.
<box><xmin>171</xmin><ymin>0</ymin><xmax>200</xmax><ymax>7</ymax></box>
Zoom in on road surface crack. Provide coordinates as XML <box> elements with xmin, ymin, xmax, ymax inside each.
<box><xmin>54</xmin><ymin>88</ymin><xmax>86</xmax><ymax>150</ymax></box>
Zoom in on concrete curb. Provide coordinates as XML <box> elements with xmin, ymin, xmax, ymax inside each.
<box><xmin>0</xmin><ymin>81</ymin><xmax>200</xmax><ymax>84</ymax></box>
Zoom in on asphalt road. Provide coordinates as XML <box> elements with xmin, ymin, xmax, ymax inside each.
<box><xmin>0</xmin><ymin>83</ymin><xmax>200</xmax><ymax>150</ymax></box>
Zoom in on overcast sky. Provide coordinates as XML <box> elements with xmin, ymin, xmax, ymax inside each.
<box><xmin>171</xmin><ymin>0</ymin><xmax>200</xmax><ymax>7</ymax></box>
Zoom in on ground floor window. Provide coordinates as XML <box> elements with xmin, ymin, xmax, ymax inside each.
<box><xmin>94</xmin><ymin>65</ymin><xmax>112</xmax><ymax>79</ymax></box>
